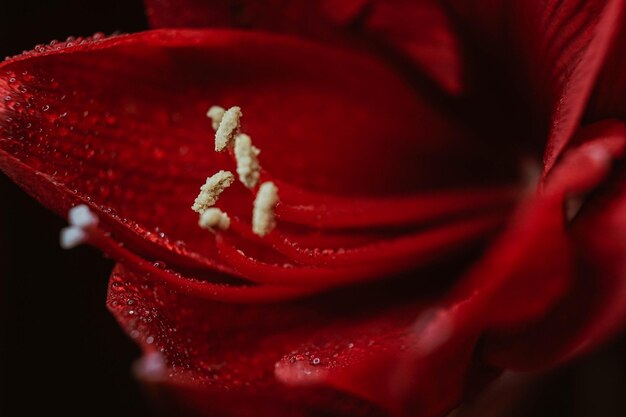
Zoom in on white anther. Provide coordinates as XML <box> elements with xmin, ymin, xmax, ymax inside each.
<box><xmin>198</xmin><ymin>208</ymin><xmax>231</xmax><ymax>231</ymax></box>
<box><xmin>191</xmin><ymin>170</ymin><xmax>235</xmax><ymax>213</ymax></box>
<box><xmin>60</xmin><ymin>226</ymin><xmax>88</xmax><ymax>249</ymax></box>
<box><xmin>253</xmin><ymin>182</ymin><xmax>279</xmax><ymax>237</ymax></box>
<box><xmin>206</xmin><ymin>105</ymin><xmax>225</xmax><ymax>131</ymax></box>
<box><xmin>214</xmin><ymin>106</ymin><xmax>242</xmax><ymax>152</ymax></box>
<box><xmin>68</xmin><ymin>204</ymin><xmax>98</xmax><ymax>228</ymax></box>
<box><xmin>234</xmin><ymin>133</ymin><xmax>261</xmax><ymax>189</ymax></box>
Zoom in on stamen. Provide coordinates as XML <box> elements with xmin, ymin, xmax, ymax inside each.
<box><xmin>206</xmin><ymin>105</ymin><xmax>225</xmax><ymax>131</ymax></box>
<box><xmin>214</xmin><ymin>106</ymin><xmax>242</xmax><ymax>152</ymax></box>
<box><xmin>253</xmin><ymin>182</ymin><xmax>279</xmax><ymax>237</ymax></box>
<box><xmin>191</xmin><ymin>170</ymin><xmax>235</xmax><ymax>213</ymax></box>
<box><xmin>60</xmin><ymin>204</ymin><xmax>98</xmax><ymax>249</ymax></box>
<box><xmin>234</xmin><ymin>133</ymin><xmax>261</xmax><ymax>189</ymax></box>
<box><xmin>198</xmin><ymin>208</ymin><xmax>231</xmax><ymax>231</ymax></box>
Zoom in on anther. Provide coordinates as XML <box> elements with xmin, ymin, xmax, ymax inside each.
<box><xmin>192</xmin><ymin>170</ymin><xmax>235</xmax><ymax>213</ymax></box>
<box><xmin>198</xmin><ymin>208</ymin><xmax>231</xmax><ymax>231</ymax></box>
<box><xmin>60</xmin><ymin>204</ymin><xmax>98</xmax><ymax>249</ymax></box>
<box><xmin>253</xmin><ymin>182</ymin><xmax>279</xmax><ymax>236</ymax></box>
<box><xmin>234</xmin><ymin>133</ymin><xmax>261</xmax><ymax>189</ymax></box>
<box><xmin>214</xmin><ymin>106</ymin><xmax>242</xmax><ymax>152</ymax></box>
<box><xmin>206</xmin><ymin>105</ymin><xmax>225</xmax><ymax>131</ymax></box>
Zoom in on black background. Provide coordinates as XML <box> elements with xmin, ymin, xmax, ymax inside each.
<box><xmin>0</xmin><ymin>1</ymin><xmax>625</xmax><ymax>416</ymax></box>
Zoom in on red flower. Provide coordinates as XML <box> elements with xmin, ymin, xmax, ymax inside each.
<box><xmin>1</xmin><ymin>1</ymin><xmax>626</xmax><ymax>416</ymax></box>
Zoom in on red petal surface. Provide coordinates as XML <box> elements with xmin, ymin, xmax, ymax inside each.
<box><xmin>0</xmin><ymin>29</ymin><xmax>496</xmax><ymax>272</ymax></box>
<box><xmin>482</xmin><ymin>123</ymin><xmax>626</xmax><ymax>370</ymax></box>
<box><xmin>3</xmin><ymin>6</ymin><xmax>623</xmax><ymax>416</ymax></box>
<box><xmin>107</xmin><ymin>262</ymin><xmax>440</xmax><ymax>416</ymax></box>
<box><xmin>143</xmin><ymin>0</ymin><xmax>464</xmax><ymax>94</ymax></box>
<box><xmin>587</xmin><ymin>9</ymin><xmax>626</xmax><ymax>121</ymax></box>
<box><xmin>299</xmin><ymin>124</ymin><xmax>626</xmax><ymax>416</ymax></box>
<box><xmin>103</xmin><ymin>121</ymin><xmax>624</xmax><ymax>417</ymax></box>
<box><xmin>446</xmin><ymin>0</ymin><xmax>624</xmax><ymax>174</ymax></box>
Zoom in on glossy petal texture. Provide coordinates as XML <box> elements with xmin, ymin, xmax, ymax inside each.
<box><xmin>317</xmin><ymin>123</ymin><xmax>626</xmax><ymax>416</ymax></box>
<box><xmin>107</xmin><ymin>262</ymin><xmax>442</xmax><ymax>417</ymax></box>
<box><xmin>104</xmin><ymin>124</ymin><xmax>625</xmax><ymax>417</ymax></box>
<box><xmin>1</xmin><ymin>2</ymin><xmax>626</xmax><ymax>417</ymax></box>
<box><xmin>588</xmin><ymin>8</ymin><xmax>626</xmax><ymax>121</ymax></box>
<box><xmin>0</xmin><ymin>29</ymin><xmax>518</xmax><ymax>297</ymax></box>
<box><xmin>0</xmin><ymin>31</ymin><xmax>482</xmax><ymax>260</ymax></box>
<box><xmin>143</xmin><ymin>0</ymin><xmax>464</xmax><ymax>94</ymax></box>
<box><xmin>483</xmin><ymin>121</ymin><xmax>626</xmax><ymax>370</ymax></box>
<box><xmin>446</xmin><ymin>0</ymin><xmax>624</xmax><ymax>174</ymax></box>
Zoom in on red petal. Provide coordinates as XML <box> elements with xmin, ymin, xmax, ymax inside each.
<box><xmin>311</xmin><ymin>123</ymin><xmax>626</xmax><ymax>415</ymax></box>
<box><xmin>446</xmin><ymin>0</ymin><xmax>624</xmax><ymax>174</ymax></box>
<box><xmin>0</xmin><ymin>29</ymin><xmax>484</xmax><ymax>267</ymax></box>
<box><xmin>107</xmin><ymin>262</ymin><xmax>441</xmax><ymax>416</ymax></box>
<box><xmin>482</xmin><ymin>131</ymin><xmax>626</xmax><ymax>370</ymax></box>
<box><xmin>143</xmin><ymin>0</ymin><xmax>464</xmax><ymax>94</ymax></box>
<box><xmin>587</xmin><ymin>9</ymin><xmax>626</xmax><ymax>120</ymax></box>
<box><xmin>102</xmin><ymin>125</ymin><xmax>624</xmax><ymax>417</ymax></box>
<box><xmin>362</xmin><ymin>0</ymin><xmax>464</xmax><ymax>95</ymax></box>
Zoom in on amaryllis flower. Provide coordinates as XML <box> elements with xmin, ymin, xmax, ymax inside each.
<box><xmin>1</xmin><ymin>1</ymin><xmax>626</xmax><ymax>416</ymax></box>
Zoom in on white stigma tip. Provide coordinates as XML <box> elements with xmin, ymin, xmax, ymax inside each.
<box><xmin>60</xmin><ymin>226</ymin><xmax>88</xmax><ymax>249</ymax></box>
<box><xmin>214</xmin><ymin>106</ymin><xmax>242</xmax><ymax>152</ymax></box>
<box><xmin>253</xmin><ymin>182</ymin><xmax>279</xmax><ymax>237</ymax></box>
<box><xmin>234</xmin><ymin>133</ymin><xmax>261</xmax><ymax>189</ymax></box>
<box><xmin>68</xmin><ymin>204</ymin><xmax>98</xmax><ymax>228</ymax></box>
<box><xmin>191</xmin><ymin>170</ymin><xmax>235</xmax><ymax>213</ymax></box>
<box><xmin>198</xmin><ymin>208</ymin><xmax>231</xmax><ymax>231</ymax></box>
<box><xmin>207</xmin><ymin>105</ymin><xmax>225</xmax><ymax>131</ymax></box>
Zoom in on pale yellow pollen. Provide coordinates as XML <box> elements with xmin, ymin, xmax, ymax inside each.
<box><xmin>234</xmin><ymin>133</ymin><xmax>261</xmax><ymax>189</ymax></box>
<box><xmin>252</xmin><ymin>182</ymin><xmax>279</xmax><ymax>237</ymax></box>
<box><xmin>198</xmin><ymin>208</ymin><xmax>231</xmax><ymax>231</ymax></box>
<box><xmin>206</xmin><ymin>105</ymin><xmax>225</xmax><ymax>131</ymax></box>
<box><xmin>191</xmin><ymin>170</ymin><xmax>235</xmax><ymax>213</ymax></box>
<box><xmin>214</xmin><ymin>106</ymin><xmax>242</xmax><ymax>152</ymax></box>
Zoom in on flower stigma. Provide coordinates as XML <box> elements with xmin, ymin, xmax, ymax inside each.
<box><xmin>60</xmin><ymin>204</ymin><xmax>99</xmax><ymax>249</ymax></box>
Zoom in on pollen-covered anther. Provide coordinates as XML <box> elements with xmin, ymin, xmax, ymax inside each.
<box><xmin>234</xmin><ymin>133</ymin><xmax>261</xmax><ymax>189</ymax></box>
<box><xmin>214</xmin><ymin>106</ymin><xmax>242</xmax><ymax>152</ymax></box>
<box><xmin>198</xmin><ymin>208</ymin><xmax>231</xmax><ymax>231</ymax></box>
<box><xmin>192</xmin><ymin>170</ymin><xmax>235</xmax><ymax>213</ymax></box>
<box><xmin>206</xmin><ymin>105</ymin><xmax>225</xmax><ymax>131</ymax></box>
<box><xmin>60</xmin><ymin>204</ymin><xmax>99</xmax><ymax>249</ymax></box>
<box><xmin>253</xmin><ymin>182</ymin><xmax>279</xmax><ymax>237</ymax></box>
